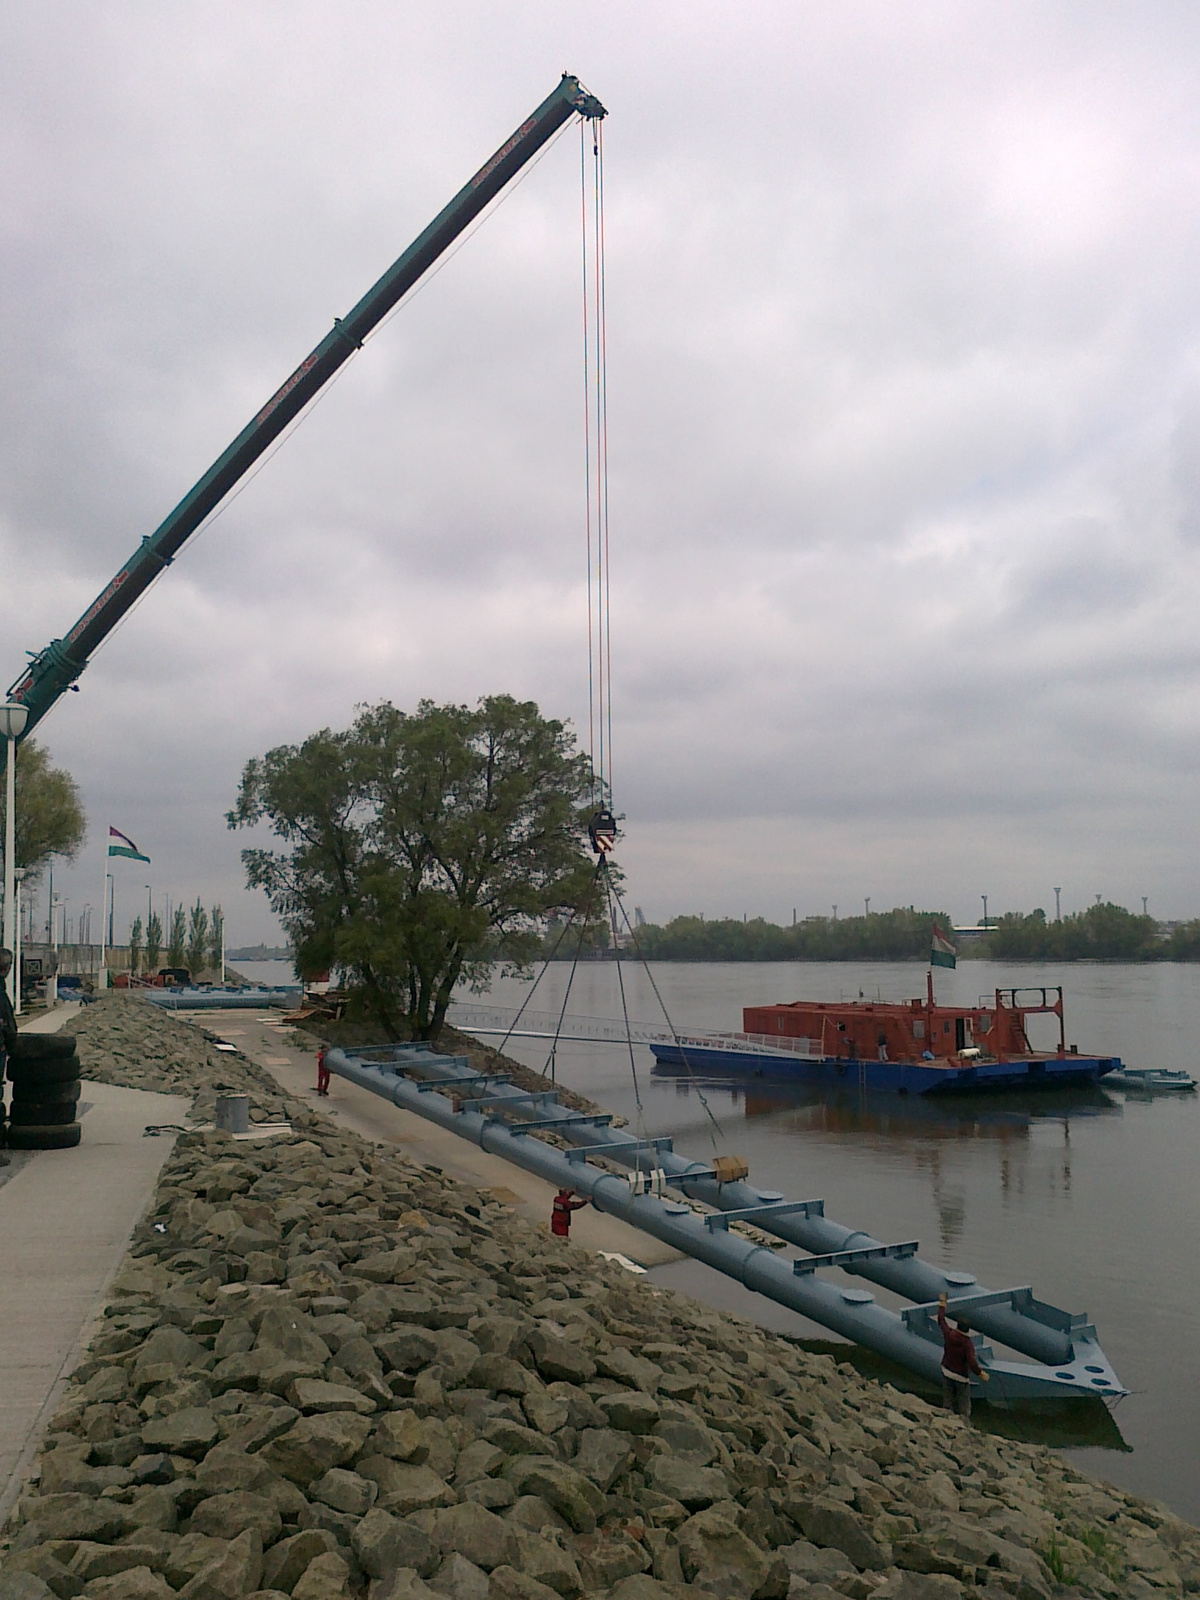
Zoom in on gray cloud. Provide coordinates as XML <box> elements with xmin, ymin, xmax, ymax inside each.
<box><xmin>5</xmin><ymin>2</ymin><xmax>1200</xmax><ymax>942</ymax></box>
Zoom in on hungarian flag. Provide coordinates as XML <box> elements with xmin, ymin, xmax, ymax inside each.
<box><xmin>108</xmin><ymin>826</ymin><xmax>150</xmax><ymax>864</ymax></box>
<box><xmin>930</xmin><ymin>924</ymin><xmax>956</xmax><ymax>969</ymax></box>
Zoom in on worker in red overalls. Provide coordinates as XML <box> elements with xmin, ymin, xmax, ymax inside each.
<box><xmin>551</xmin><ymin>1188</ymin><xmax>589</xmax><ymax>1238</ymax></box>
<box><xmin>316</xmin><ymin>1044</ymin><xmax>330</xmax><ymax>1097</ymax></box>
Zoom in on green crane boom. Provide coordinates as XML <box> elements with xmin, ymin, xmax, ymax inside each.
<box><xmin>6</xmin><ymin>74</ymin><xmax>606</xmax><ymax>740</ymax></box>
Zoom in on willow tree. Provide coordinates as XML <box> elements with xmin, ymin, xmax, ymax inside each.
<box><xmin>229</xmin><ymin>696</ymin><xmax>597</xmax><ymax>1040</ymax></box>
<box><xmin>1</xmin><ymin>740</ymin><xmax>86</xmax><ymax>886</ymax></box>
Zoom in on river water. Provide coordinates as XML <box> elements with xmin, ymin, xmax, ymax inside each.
<box><xmin>460</xmin><ymin>959</ymin><xmax>1200</xmax><ymax>1523</ymax></box>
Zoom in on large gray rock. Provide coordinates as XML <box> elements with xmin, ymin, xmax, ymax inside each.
<box><xmin>355</xmin><ymin>1460</ymin><xmax>455</xmax><ymax>1516</ymax></box>
<box><xmin>0</xmin><ymin>1573</ymin><xmax>55</xmax><ymax>1600</ymax></box>
<box><xmin>351</xmin><ymin>1509</ymin><xmax>438</xmax><ymax>1581</ymax></box>
<box><xmin>510</xmin><ymin>1533</ymin><xmax>582</xmax><ymax>1598</ymax></box>
<box><xmin>290</xmin><ymin>1553</ymin><xmax>350</xmax><ymax>1600</ymax></box>
<box><xmin>19</xmin><ymin>1496</ymin><xmax>133</xmax><ymax>1544</ymax></box>
<box><xmin>574</xmin><ymin>1532</ymin><xmax>653</xmax><ymax>1591</ymax></box>
<box><xmin>1</xmin><ymin>1551</ymin><xmax>82</xmax><ymax>1600</ymax></box>
<box><xmin>485</xmin><ymin>1568</ymin><xmax>560</xmax><ymax>1600</ymax></box>
<box><xmin>255</xmin><ymin>1311</ymin><xmax>332</xmax><ymax>1369</ymax></box>
<box><xmin>423</xmin><ymin>1504</ymin><xmax>517</xmax><ymax>1573</ymax></box>
<box><xmin>178</xmin><ymin>1529</ymin><xmax>265</xmax><ymax>1600</ymax></box>
<box><xmin>261</xmin><ymin>1532</ymin><xmax>340</xmax><ymax>1596</ymax></box>
<box><xmin>141</xmin><ymin>1408</ymin><xmax>220</xmax><ymax>1460</ymax></box>
<box><xmin>189</xmin><ymin>1494</ymin><xmax>283</xmax><ymax>1548</ymax></box>
<box><xmin>523</xmin><ymin>1331</ymin><xmax>595</xmax><ymax>1386</ymax></box>
<box><xmin>653</xmin><ymin>1420</ymin><xmax>722</xmax><ymax>1466</ymax></box>
<box><xmin>571</xmin><ymin>1429</ymin><xmax>632</xmax><ymax>1495</ymax></box>
<box><xmin>133</xmin><ymin>1327</ymin><xmax>204</xmax><ymax>1389</ymax></box>
<box><xmin>309</xmin><ymin>1470</ymin><xmax>377</xmax><ymax>1516</ymax></box>
<box><xmin>366</xmin><ymin>1571</ymin><xmax>440</xmax><ymax>1600</ymax></box>
<box><xmin>426</xmin><ymin>1554</ymin><xmax>487</xmax><ymax>1600</ymax></box>
<box><xmin>644</xmin><ymin>1457</ymin><xmax>728</xmax><ymax>1511</ymax></box>
<box><xmin>794</xmin><ymin>1500</ymin><xmax>887</xmax><ymax>1573</ymax></box>
<box><xmin>375</xmin><ymin>1332</ymin><xmax>439</xmax><ymax>1375</ymax></box>
<box><xmin>594</xmin><ymin>1392</ymin><xmax>659</xmax><ymax>1435</ymax></box>
<box><xmin>503</xmin><ymin>1461</ymin><xmax>604</xmax><ymax>1535</ymax></box>
<box><xmin>287</xmin><ymin>1381</ymin><xmax>374</xmax><ymax>1417</ymax></box>
<box><xmin>259</xmin><ymin>1415</ymin><xmax>372</xmax><ymax>1486</ymax></box>
<box><xmin>83</xmin><ymin>1569</ymin><xmax>174</xmax><ymax>1600</ymax></box>
<box><xmin>675</xmin><ymin>1509</ymin><xmax>784</xmax><ymax>1600</ymax></box>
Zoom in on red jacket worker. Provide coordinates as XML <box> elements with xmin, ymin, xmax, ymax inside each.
<box><xmin>316</xmin><ymin>1045</ymin><xmax>330</xmax><ymax>1097</ymax></box>
<box><xmin>551</xmin><ymin>1188</ymin><xmax>589</xmax><ymax>1238</ymax></box>
<box><xmin>937</xmin><ymin>1290</ymin><xmax>989</xmax><ymax>1419</ymax></box>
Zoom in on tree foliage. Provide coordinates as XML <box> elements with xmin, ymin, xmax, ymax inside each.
<box><xmin>186</xmin><ymin>899</ymin><xmax>209</xmax><ymax>978</ymax></box>
<box><xmin>209</xmin><ymin>906</ymin><xmax>224</xmax><ymax>972</ymax></box>
<box><xmin>1</xmin><ymin>740</ymin><xmax>86</xmax><ymax>885</ymax></box>
<box><xmin>128</xmin><ymin>915</ymin><xmax>143</xmax><ymax>976</ymax></box>
<box><xmin>168</xmin><ymin>907</ymin><xmax>187</xmax><ymax>968</ymax></box>
<box><xmin>229</xmin><ymin>696</ymin><xmax>598</xmax><ymax>1039</ymax></box>
<box><xmin>633</xmin><ymin>907</ymin><xmax>952</xmax><ymax>962</ymax></box>
<box><xmin>984</xmin><ymin>903</ymin><xmax>1161</xmax><ymax>961</ymax></box>
<box><xmin>146</xmin><ymin>911</ymin><xmax>163</xmax><ymax>971</ymax></box>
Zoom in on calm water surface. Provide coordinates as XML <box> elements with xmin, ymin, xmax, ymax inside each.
<box><xmin>465</xmin><ymin>960</ymin><xmax>1200</xmax><ymax>1523</ymax></box>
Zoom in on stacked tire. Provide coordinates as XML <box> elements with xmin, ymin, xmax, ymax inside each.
<box><xmin>5</xmin><ymin>1034</ymin><xmax>82</xmax><ymax>1149</ymax></box>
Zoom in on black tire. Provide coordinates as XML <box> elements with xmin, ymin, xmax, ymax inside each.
<box><xmin>9</xmin><ymin>1100</ymin><xmax>80</xmax><ymax>1126</ymax></box>
<box><xmin>9</xmin><ymin>1078</ymin><xmax>81</xmax><ymax>1108</ymax></box>
<box><xmin>7</xmin><ymin>1056</ymin><xmax>81</xmax><ymax>1088</ymax></box>
<box><xmin>5</xmin><ymin>1121</ymin><xmax>82</xmax><ymax>1150</ymax></box>
<box><xmin>8</xmin><ymin>1034</ymin><xmax>77</xmax><ymax>1063</ymax></box>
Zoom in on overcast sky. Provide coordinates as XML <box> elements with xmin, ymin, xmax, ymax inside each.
<box><xmin>5</xmin><ymin>2</ymin><xmax>1200</xmax><ymax>944</ymax></box>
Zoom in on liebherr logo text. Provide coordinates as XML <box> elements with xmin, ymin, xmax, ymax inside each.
<box><xmin>471</xmin><ymin>118</ymin><xmax>536</xmax><ymax>189</ymax></box>
<box><xmin>68</xmin><ymin>572</ymin><xmax>129</xmax><ymax>643</ymax></box>
<box><xmin>256</xmin><ymin>353</ymin><xmax>320</xmax><ymax>425</ymax></box>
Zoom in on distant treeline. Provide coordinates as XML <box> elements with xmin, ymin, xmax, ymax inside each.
<box><xmin>984</xmin><ymin>904</ymin><xmax>1200</xmax><ymax>962</ymax></box>
<box><xmin>226</xmin><ymin>944</ymin><xmax>293</xmax><ymax>961</ymax></box>
<box><xmin>619</xmin><ymin>908</ymin><xmax>950</xmax><ymax>962</ymax></box>
<box><xmin>575</xmin><ymin>902</ymin><xmax>1200</xmax><ymax>963</ymax></box>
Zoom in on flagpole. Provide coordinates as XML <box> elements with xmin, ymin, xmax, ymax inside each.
<box><xmin>98</xmin><ymin>840</ymin><xmax>108</xmax><ymax>990</ymax></box>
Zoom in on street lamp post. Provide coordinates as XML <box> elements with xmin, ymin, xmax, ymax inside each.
<box><xmin>13</xmin><ymin>867</ymin><xmax>26</xmax><ymax>1015</ymax></box>
<box><xmin>0</xmin><ymin>702</ymin><xmax>29</xmax><ymax>1007</ymax></box>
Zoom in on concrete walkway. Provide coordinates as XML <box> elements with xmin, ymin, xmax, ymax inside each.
<box><xmin>184</xmin><ymin>1008</ymin><xmax>683</xmax><ymax>1269</ymax></box>
<box><xmin>0</xmin><ymin>1004</ymin><xmax>189</xmax><ymax>1525</ymax></box>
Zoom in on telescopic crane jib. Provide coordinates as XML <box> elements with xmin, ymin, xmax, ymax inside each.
<box><xmin>4</xmin><ymin>74</ymin><xmax>606</xmax><ymax>744</ymax></box>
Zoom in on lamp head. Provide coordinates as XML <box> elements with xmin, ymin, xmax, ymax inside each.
<box><xmin>0</xmin><ymin>703</ymin><xmax>29</xmax><ymax>740</ymax></box>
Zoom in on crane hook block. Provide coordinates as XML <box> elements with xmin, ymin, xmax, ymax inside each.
<box><xmin>588</xmin><ymin>809</ymin><xmax>618</xmax><ymax>855</ymax></box>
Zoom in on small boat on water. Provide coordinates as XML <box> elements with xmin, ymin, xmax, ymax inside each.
<box><xmin>1103</xmin><ymin>1066</ymin><xmax>1197</xmax><ymax>1091</ymax></box>
<box><xmin>649</xmin><ymin>977</ymin><xmax>1121</xmax><ymax>1096</ymax></box>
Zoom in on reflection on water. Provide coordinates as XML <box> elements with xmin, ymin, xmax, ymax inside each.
<box><xmin>469</xmin><ymin>959</ymin><xmax>1200</xmax><ymax>1521</ymax></box>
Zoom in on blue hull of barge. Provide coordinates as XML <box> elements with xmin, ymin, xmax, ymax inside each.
<box><xmin>648</xmin><ymin>1042</ymin><xmax>1120</xmax><ymax>1095</ymax></box>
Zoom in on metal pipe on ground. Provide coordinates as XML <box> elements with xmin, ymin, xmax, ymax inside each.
<box><xmin>325</xmin><ymin>1046</ymin><xmax>1125</xmax><ymax>1401</ymax></box>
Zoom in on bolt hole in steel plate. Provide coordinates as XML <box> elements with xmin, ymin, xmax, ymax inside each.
<box><xmin>1092</xmin><ymin>1379</ymin><xmax>1111</xmax><ymax>1386</ymax></box>
<box><xmin>841</xmin><ymin>1288</ymin><xmax>875</xmax><ymax>1304</ymax></box>
<box><xmin>1085</xmin><ymin>1365</ymin><xmax>1105</xmax><ymax>1373</ymax></box>
<box><xmin>1056</xmin><ymin>1372</ymin><xmax>1073</xmax><ymax>1379</ymax></box>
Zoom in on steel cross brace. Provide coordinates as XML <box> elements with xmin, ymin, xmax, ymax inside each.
<box><xmin>566</xmin><ymin>1137</ymin><xmax>674</xmax><ymax>1165</ymax></box>
<box><xmin>507</xmin><ymin>1113</ymin><xmax>614</xmax><ymax>1133</ymax></box>
<box><xmin>705</xmin><ymin>1200</ymin><xmax>826</xmax><ymax>1231</ymax></box>
<box><xmin>416</xmin><ymin>1074</ymin><xmax>511</xmax><ymax>1092</ymax></box>
<box><xmin>794</xmin><ymin>1241</ymin><xmax>919</xmax><ymax>1274</ymax></box>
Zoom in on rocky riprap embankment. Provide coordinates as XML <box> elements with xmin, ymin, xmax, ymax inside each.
<box><xmin>69</xmin><ymin>999</ymin><xmax>292</xmax><ymax>1127</ymax></box>
<box><xmin>3</xmin><ymin>1007</ymin><xmax>1198</xmax><ymax>1600</ymax></box>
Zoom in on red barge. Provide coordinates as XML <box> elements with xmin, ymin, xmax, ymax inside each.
<box><xmin>649</xmin><ymin>980</ymin><xmax>1121</xmax><ymax>1094</ymax></box>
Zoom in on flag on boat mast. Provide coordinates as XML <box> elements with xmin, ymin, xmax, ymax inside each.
<box><xmin>930</xmin><ymin>924</ymin><xmax>957</xmax><ymax>969</ymax></box>
<box><xmin>108</xmin><ymin>826</ymin><xmax>150</xmax><ymax>864</ymax></box>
